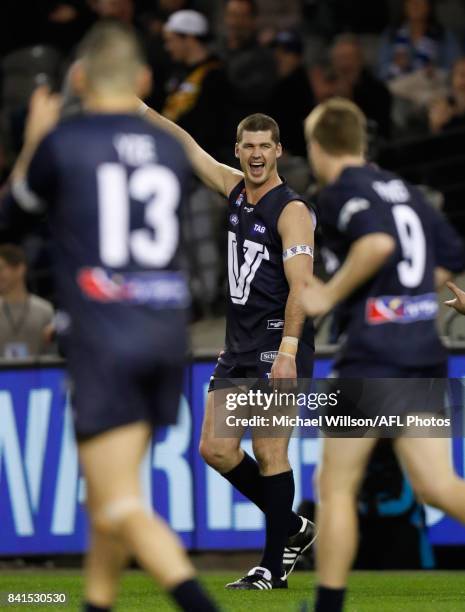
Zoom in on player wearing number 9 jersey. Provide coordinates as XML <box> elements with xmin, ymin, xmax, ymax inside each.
<box><xmin>301</xmin><ymin>98</ymin><xmax>465</xmax><ymax>612</ymax></box>
<box><xmin>318</xmin><ymin>162</ymin><xmax>465</xmax><ymax>375</ymax></box>
<box><xmin>1</xmin><ymin>21</ymin><xmax>220</xmax><ymax>612</ymax></box>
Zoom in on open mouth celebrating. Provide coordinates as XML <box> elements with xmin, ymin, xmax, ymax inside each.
<box><xmin>249</xmin><ymin>161</ymin><xmax>265</xmax><ymax>177</ymax></box>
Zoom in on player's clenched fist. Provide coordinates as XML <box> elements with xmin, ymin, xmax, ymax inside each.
<box><xmin>445</xmin><ymin>281</ymin><xmax>465</xmax><ymax>315</ymax></box>
<box><xmin>25</xmin><ymin>86</ymin><xmax>62</xmax><ymax>147</ymax></box>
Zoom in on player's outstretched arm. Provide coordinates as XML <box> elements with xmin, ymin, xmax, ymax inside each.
<box><xmin>301</xmin><ymin>233</ymin><xmax>395</xmax><ymax>318</ymax></box>
<box><xmin>140</xmin><ymin>102</ymin><xmax>243</xmax><ymax>197</ymax></box>
<box><xmin>435</xmin><ymin>267</ymin><xmax>454</xmax><ymax>290</ymax></box>
<box><xmin>12</xmin><ymin>87</ymin><xmax>62</xmax><ymax>182</ymax></box>
<box><xmin>270</xmin><ymin>201</ymin><xmax>315</xmax><ymax>381</ymax></box>
<box><xmin>444</xmin><ymin>281</ymin><xmax>465</xmax><ymax>315</ymax></box>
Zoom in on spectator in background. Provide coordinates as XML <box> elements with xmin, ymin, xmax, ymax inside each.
<box><xmin>140</xmin><ymin>0</ymin><xmax>192</xmax><ymax>36</ymax></box>
<box><xmin>0</xmin><ymin>244</ymin><xmax>55</xmax><ymax>358</ymax></box>
<box><xmin>429</xmin><ymin>57</ymin><xmax>465</xmax><ymax>133</ymax></box>
<box><xmin>302</xmin><ymin>0</ymin><xmax>389</xmax><ymax>39</ymax></box>
<box><xmin>252</xmin><ymin>0</ymin><xmax>301</xmax><ymax>45</ymax></box>
<box><xmin>42</xmin><ymin>1</ymin><xmax>95</xmax><ymax>53</ymax></box>
<box><xmin>269</xmin><ymin>30</ymin><xmax>314</xmax><ymax>158</ymax></box>
<box><xmin>162</xmin><ymin>10</ymin><xmax>231</xmax><ymax>158</ymax></box>
<box><xmin>308</xmin><ymin>59</ymin><xmax>339</xmax><ymax>104</ymax></box>
<box><xmin>136</xmin><ymin>2</ymin><xmax>191</xmax><ymax>112</ymax></box>
<box><xmin>378</xmin><ymin>0</ymin><xmax>460</xmax><ymax>81</ymax></box>
<box><xmin>219</xmin><ymin>0</ymin><xmax>276</xmax><ymax>124</ymax></box>
<box><xmin>331</xmin><ymin>34</ymin><xmax>392</xmax><ymax>139</ymax></box>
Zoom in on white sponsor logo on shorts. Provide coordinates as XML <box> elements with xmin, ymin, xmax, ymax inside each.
<box><xmin>267</xmin><ymin>319</ymin><xmax>284</xmax><ymax>330</ymax></box>
<box><xmin>260</xmin><ymin>351</ymin><xmax>278</xmax><ymax>363</ymax></box>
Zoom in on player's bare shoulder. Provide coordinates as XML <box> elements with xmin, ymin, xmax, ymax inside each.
<box><xmin>278</xmin><ymin>200</ymin><xmax>316</xmax><ymax>238</ymax></box>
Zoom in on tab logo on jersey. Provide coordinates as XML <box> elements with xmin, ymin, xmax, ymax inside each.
<box><xmin>260</xmin><ymin>350</ymin><xmax>278</xmax><ymax>363</ymax></box>
<box><xmin>230</xmin><ymin>214</ymin><xmax>239</xmax><ymax>226</ymax></box>
<box><xmin>244</xmin><ymin>206</ymin><xmax>254</xmax><ymax>213</ymax></box>
<box><xmin>253</xmin><ymin>224</ymin><xmax>266</xmax><ymax>234</ymax></box>
<box><xmin>77</xmin><ymin>267</ymin><xmax>189</xmax><ymax>308</ymax></box>
<box><xmin>267</xmin><ymin>319</ymin><xmax>284</xmax><ymax>330</ymax></box>
<box><xmin>366</xmin><ymin>293</ymin><xmax>438</xmax><ymax>325</ymax></box>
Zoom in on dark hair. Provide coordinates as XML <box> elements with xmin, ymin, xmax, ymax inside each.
<box><xmin>392</xmin><ymin>0</ymin><xmax>442</xmax><ymax>39</ymax></box>
<box><xmin>225</xmin><ymin>0</ymin><xmax>258</xmax><ymax>17</ymax></box>
<box><xmin>0</xmin><ymin>244</ymin><xmax>27</xmax><ymax>267</ymax></box>
<box><xmin>236</xmin><ymin>113</ymin><xmax>280</xmax><ymax>143</ymax></box>
<box><xmin>175</xmin><ymin>31</ymin><xmax>212</xmax><ymax>44</ymax></box>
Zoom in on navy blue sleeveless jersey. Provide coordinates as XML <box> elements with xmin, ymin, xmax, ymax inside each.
<box><xmin>225</xmin><ymin>178</ymin><xmax>315</xmax><ymax>353</ymax></box>
<box><xmin>3</xmin><ymin>113</ymin><xmax>191</xmax><ymax>358</ymax></box>
<box><xmin>319</xmin><ymin>165</ymin><xmax>465</xmax><ymax>367</ymax></box>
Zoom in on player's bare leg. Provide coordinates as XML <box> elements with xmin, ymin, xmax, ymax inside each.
<box><xmin>314</xmin><ymin>437</ymin><xmax>377</xmax><ymax>612</ymax></box>
<box><xmin>252</xmin><ymin>436</ymin><xmax>291</xmax><ymax>475</ymax></box>
<box><xmin>199</xmin><ymin>390</ymin><xmax>245</xmax><ymax>472</ymax></box>
<box><xmin>395</xmin><ymin>437</ymin><xmax>465</xmax><ymax>522</ymax></box>
<box><xmin>79</xmin><ymin>421</ymin><xmax>218</xmax><ymax>611</ymax></box>
<box><xmin>83</xmin><ymin>526</ymin><xmax>129</xmax><ymax>607</ymax></box>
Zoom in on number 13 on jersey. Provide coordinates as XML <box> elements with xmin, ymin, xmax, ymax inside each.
<box><xmin>97</xmin><ymin>163</ymin><xmax>181</xmax><ymax>269</ymax></box>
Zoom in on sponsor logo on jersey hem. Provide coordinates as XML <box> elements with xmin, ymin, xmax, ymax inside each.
<box><xmin>267</xmin><ymin>319</ymin><xmax>285</xmax><ymax>330</ymax></box>
<box><xmin>77</xmin><ymin>267</ymin><xmax>189</xmax><ymax>308</ymax></box>
<box><xmin>260</xmin><ymin>350</ymin><xmax>278</xmax><ymax>363</ymax></box>
<box><xmin>366</xmin><ymin>293</ymin><xmax>438</xmax><ymax>325</ymax></box>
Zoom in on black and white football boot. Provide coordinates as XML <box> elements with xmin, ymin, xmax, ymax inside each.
<box><xmin>282</xmin><ymin>516</ymin><xmax>318</xmax><ymax>578</ymax></box>
<box><xmin>225</xmin><ymin>566</ymin><xmax>288</xmax><ymax>590</ymax></box>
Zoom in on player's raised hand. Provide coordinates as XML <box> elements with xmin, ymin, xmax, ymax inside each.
<box><xmin>300</xmin><ymin>277</ymin><xmax>335</xmax><ymax>318</ymax></box>
<box><xmin>444</xmin><ymin>281</ymin><xmax>465</xmax><ymax>315</ymax></box>
<box><xmin>24</xmin><ymin>86</ymin><xmax>62</xmax><ymax>147</ymax></box>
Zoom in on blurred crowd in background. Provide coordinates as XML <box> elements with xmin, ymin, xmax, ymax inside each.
<box><xmin>2</xmin><ymin>0</ymin><xmax>465</xmax><ymax>336</ymax></box>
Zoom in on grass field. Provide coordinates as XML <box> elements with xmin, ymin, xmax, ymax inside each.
<box><xmin>1</xmin><ymin>570</ymin><xmax>465</xmax><ymax>611</ymax></box>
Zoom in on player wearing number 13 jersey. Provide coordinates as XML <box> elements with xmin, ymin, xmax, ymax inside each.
<box><xmin>1</xmin><ymin>22</ymin><xmax>220</xmax><ymax>612</ymax></box>
<box><xmin>5</xmin><ymin>109</ymin><xmax>191</xmax><ymax>436</ymax></box>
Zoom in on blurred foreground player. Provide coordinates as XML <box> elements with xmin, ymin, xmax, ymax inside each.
<box><xmin>1</xmin><ymin>21</ymin><xmax>219</xmax><ymax>612</ymax></box>
<box><xmin>301</xmin><ymin>98</ymin><xmax>465</xmax><ymax>612</ymax></box>
<box><xmin>140</xmin><ymin>105</ymin><xmax>317</xmax><ymax>588</ymax></box>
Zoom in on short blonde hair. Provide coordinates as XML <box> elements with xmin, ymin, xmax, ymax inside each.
<box><xmin>305</xmin><ymin>98</ymin><xmax>367</xmax><ymax>156</ymax></box>
<box><xmin>78</xmin><ymin>20</ymin><xmax>146</xmax><ymax>94</ymax></box>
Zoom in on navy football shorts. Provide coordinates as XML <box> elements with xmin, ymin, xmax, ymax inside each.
<box><xmin>69</xmin><ymin>346</ymin><xmax>184</xmax><ymax>440</ymax></box>
<box><xmin>208</xmin><ymin>339</ymin><xmax>314</xmax><ymax>392</ymax></box>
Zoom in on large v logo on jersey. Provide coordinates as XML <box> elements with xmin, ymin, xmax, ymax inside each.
<box><xmin>228</xmin><ymin>231</ymin><xmax>270</xmax><ymax>305</ymax></box>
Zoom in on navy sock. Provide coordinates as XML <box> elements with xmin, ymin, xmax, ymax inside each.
<box><xmin>223</xmin><ymin>453</ymin><xmax>302</xmax><ymax>535</ymax></box>
<box><xmin>315</xmin><ymin>585</ymin><xmax>346</xmax><ymax>612</ymax></box>
<box><xmin>170</xmin><ymin>579</ymin><xmax>219</xmax><ymax>612</ymax></box>
<box><xmin>259</xmin><ymin>470</ymin><xmax>296</xmax><ymax>577</ymax></box>
<box><xmin>83</xmin><ymin>604</ymin><xmax>111</xmax><ymax>612</ymax></box>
